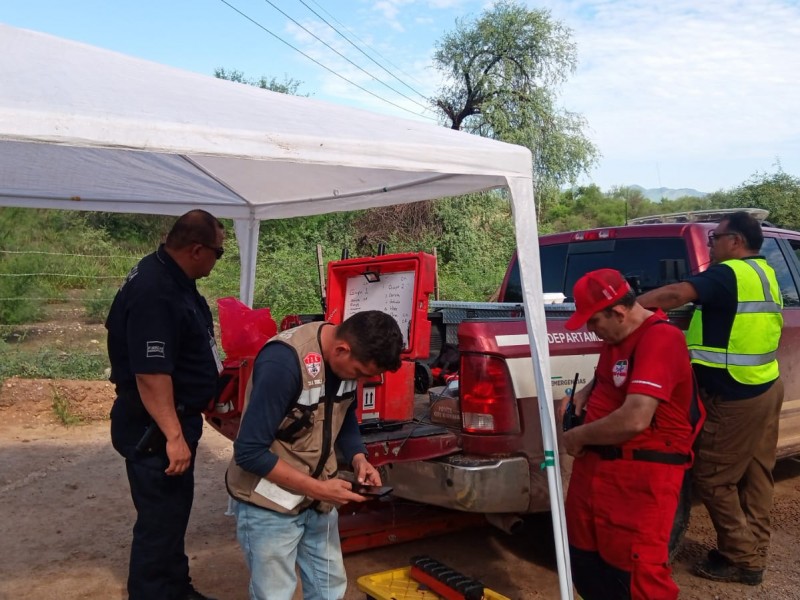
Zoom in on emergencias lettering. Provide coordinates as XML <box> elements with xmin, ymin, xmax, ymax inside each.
<box><xmin>551</xmin><ymin>377</ymin><xmax>589</xmax><ymax>387</ymax></box>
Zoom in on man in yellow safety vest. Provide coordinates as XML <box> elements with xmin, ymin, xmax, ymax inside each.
<box><xmin>638</xmin><ymin>211</ymin><xmax>783</xmax><ymax>586</ymax></box>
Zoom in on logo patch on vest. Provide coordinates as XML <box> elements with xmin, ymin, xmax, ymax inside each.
<box><xmin>304</xmin><ymin>352</ymin><xmax>322</xmax><ymax>378</ymax></box>
<box><xmin>612</xmin><ymin>359</ymin><xmax>629</xmax><ymax>387</ymax></box>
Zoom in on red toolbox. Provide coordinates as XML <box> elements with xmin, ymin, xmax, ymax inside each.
<box><xmin>325</xmin><ymin>252</ymin><xmax>436</xmax><ymax>425</ymax></box>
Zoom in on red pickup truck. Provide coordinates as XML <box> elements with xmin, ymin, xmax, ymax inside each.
<box><xmin>205</xmin><ymin>210</ymin><xmax>800</xmax><ymax>549</ymax></box>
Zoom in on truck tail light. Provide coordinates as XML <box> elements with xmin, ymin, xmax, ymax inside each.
<box><xmin>459</xmin><ymin>354</ymin><xmax>520</xmax><ymax>434</ymax></box>
<box><xmin>572</xmin><ymin>229</ymin><xmax>615</xmax><ymax>241</ymax></box>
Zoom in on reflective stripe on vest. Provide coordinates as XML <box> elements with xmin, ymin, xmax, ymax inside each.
<box><xmin>686</xmin><ymin>257</ymin><xmax>782</xmax><ymax>384</ymax></box>
<box><xmin>297</xmin><ymin>380</ymin><xmax>357</xmax><ymax>406</ymax></box>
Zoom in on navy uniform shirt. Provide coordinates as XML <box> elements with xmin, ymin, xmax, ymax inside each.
<box><xmin>688</xmin><ymin>260</ymin><xmax>775</xmax><ymax>400</ymax></box>
<box><xmin>106</xmin><ymin>244</ymin><xmax>219</xmax><ymax>444</ymax></box>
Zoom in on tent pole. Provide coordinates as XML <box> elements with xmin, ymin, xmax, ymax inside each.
<box><xmin>507</xmin><ymin>177</ymin><xmax>573</xmax><ymax>600</ymax></box>
<box><xmin>233</xmin><ymin>216</ymin><xmax>260</xmax><ymax>307</ymax></box>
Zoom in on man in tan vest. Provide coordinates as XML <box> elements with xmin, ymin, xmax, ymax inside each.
<box><xmin>227</xmin><ymin>310</ymin><xmax>403</xmax><ymax>600</ymax></box>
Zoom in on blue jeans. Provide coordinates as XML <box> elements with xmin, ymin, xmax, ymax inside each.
<box><xmin>235</xmin><ymin>501</ymin><xmax>346</xmax><ymax>600</ymax></box>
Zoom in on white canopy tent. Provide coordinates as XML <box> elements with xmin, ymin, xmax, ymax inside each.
<box><xmin>0</xmin><ymin>23</ymin><xmax>573</xmax><ymax>598</ymax></box>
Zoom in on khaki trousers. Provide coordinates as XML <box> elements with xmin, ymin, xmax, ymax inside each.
<box><xmin>693</xmin><ymin>378</ymin><xmax>784</xmax><ymax>570</ymax></box>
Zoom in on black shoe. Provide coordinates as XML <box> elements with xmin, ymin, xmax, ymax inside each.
<box><xmin>183</xmin><ymin>587</ymin><xmax>218</xmax><ymax>600</ymax></box>
<box><xmin>707</xmin><ymin>548</ymin><xmax>731</xmax><ymax>566</ymax></box>
<box><xmin>693</xmin><ymin>558</ymin><xmax>763</xmax><ymax>586</ymax></box>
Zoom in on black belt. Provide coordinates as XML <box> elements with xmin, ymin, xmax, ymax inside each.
<box><xmin>116</xmin><ymin>390</ymin><xmax>202</xmax><ymax>417</ymax></box>
<box><xmin>588</xmin><ymin>445</ymin><xmax>690</xmax><ymax>465</ymax></box>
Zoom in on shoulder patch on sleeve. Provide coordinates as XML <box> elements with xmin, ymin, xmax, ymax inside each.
<box><xmin>146</xmin><ymin>340</ymin><xmax>166</xmax><ymax>358</ymax></box>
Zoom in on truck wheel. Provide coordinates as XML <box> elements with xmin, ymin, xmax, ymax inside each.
<box><xmin>668</xmin><ymin>469</ymin><xmax>692</xmax><ymax>562</ymax></box>
<box><xmin>414</xmin><ymin>362</ymin><xmax>433</xmax><ymax>393</ymax></box>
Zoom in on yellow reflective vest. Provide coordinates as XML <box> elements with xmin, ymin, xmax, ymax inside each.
<box><xmin>686</xmin><ymin>257</ymin><xmax>783</xmax><ymax>385</ymax></box>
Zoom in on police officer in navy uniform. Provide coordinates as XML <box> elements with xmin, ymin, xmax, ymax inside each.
<box><xmin>107</xmin><ymin>210</ymin><xmax>224</xmax><ymax>600</ymax></box>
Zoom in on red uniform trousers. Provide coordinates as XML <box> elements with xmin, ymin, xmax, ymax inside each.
<box><xmin>566</xmin><ymin>451</ymin><xmax>685</xmax><ymax>600</ymax></box>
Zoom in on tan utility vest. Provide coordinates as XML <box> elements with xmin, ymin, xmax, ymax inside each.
<box><xmin>226</xmin><ymin>322</ymin><xmax>357</xmax><ymax>514</ymax></box>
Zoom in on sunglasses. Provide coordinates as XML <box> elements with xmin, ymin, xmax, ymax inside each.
<box><xmin>707</xmin><ymin>232</ymin><xmax>738</xmax><ymax>244</ymax></box>
<box><xmin>199</xmin><ymin>243</ymin><xmax>224</xmax><ymax>259</ymax></box>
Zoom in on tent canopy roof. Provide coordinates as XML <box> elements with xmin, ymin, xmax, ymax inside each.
<box><xmin>0</xmin><ymin>23</ymin><xmax>531</xmax><ymax>219</ymax></box>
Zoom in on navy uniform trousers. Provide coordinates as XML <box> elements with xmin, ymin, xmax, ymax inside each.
<box><xmin>112</xmin><ymin>404</ymin><xmax>199</xmax><ymax>600</ymax></box>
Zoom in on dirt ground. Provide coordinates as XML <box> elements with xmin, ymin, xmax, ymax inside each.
<box><xmin>1</xmin><ymin>378</ymin><xmax>800</xmax><ymax>600</ymax></box>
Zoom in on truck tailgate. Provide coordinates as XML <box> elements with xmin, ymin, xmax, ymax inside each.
<box><xmin>361</xmin><ymin>423</ymin><xmax>460</xmax><ymax>467</ymax></box>
<box><xmin>360</xmin><ymin>392</ymin><xmax>460</xmax><ymax>467</ymax></box>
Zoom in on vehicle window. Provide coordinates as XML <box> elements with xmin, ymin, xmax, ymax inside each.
<box><xmin>503</xmin><ymin>257</ymin><xmax>521</xmax><ymax>303</ymax></box>
<box><xmin>540</xmin><ymin>245</ymin><xmax>569</xmax><ymax>295</ymax></box>
<box><xmin>503</xmin><ymin>245</ymin><xmax>570</xmax><ymax>302</ymax></box>
<box><xmin>507</xmin><ymin>237</ymin><xmax>800</xmax><ymax>306</ymax></box>
<box><xmin>761</xmin><ymin>238</ymin><xmax>799</xmax><ymax>307</ymax></box>
<box><xmin>557</xmin><ymin>238</ymin><xmax>690</xmax><ymax>298</ymax></box>
<box><xmin>505</xmin><ymin>238</ymin><xmax>690</xmax><ymax>302</ymax></box>
<box><xmin>791</xmin><ymin>239</ymin><xmax>800</xmax><ymax>264</ymax></box>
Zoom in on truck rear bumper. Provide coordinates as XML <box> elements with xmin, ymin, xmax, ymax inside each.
<box><xmin>383</xmin><ymin>454</ymin><xmax>531</xmax><ymax>513</ymax></box>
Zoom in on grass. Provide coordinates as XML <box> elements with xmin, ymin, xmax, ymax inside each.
<box><xmin>0</xmin><ymin>206</ymin><xmax>513</xmax><ymax>383</ymax></box>
<box><xmin>83</xmin><ymin>287</ymin><xmax>117</xmax><ymax>324</ymax></box>
<box><xmin>51</xmin><ymin>385</ymin><xmax>83</xmax><ymax>426</ymax></box>
<box><xmin>0</xmin><ymin>344</ymin><xmax>109</xmax><ymax>381</ymax></box>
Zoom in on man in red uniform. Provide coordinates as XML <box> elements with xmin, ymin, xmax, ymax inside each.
<box><xmin>561</xmin><ymin>269</ymin><xmax>702</xmax><ymax>600</ymax></box>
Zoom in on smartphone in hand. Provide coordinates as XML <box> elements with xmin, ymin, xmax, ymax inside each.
<box><xmin>351</xmin><ymin>484</ymin><xmax>393</xmax><ymax>497</ymax></box>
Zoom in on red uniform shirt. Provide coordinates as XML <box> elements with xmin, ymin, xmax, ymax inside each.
<box><xmin>585</xmin><ymin>311</ymin><xmax>694</xmax><ymax>454</ymax></box>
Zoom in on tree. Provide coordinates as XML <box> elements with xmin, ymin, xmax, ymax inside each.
<box><xmin>607</xmin><ymin>186</ymin><xmax>649</xmax><ymax>221</ymax></box>
<box><xmin>214</xmin><ymin>68</ymin><xmax>306</xmax><ymax>96</ymax></box>
<box><xmin>657</xmin><ymin>195</ymin><xmax>715</xmax><ymax>214</ymax></box>
<box><xmin>725</xmin><ymin>167</ymin><xmax>800</xmax><ymax>231</ymax></box>
<box><xmin>430</xmin><ymin>1</ymin><xmax>599</xmax><ymax>217</ymax></box>
<box><xmin>547</xmin><ymin>185</ymin><xmax>615</xmax><ymax>232</ymax></box>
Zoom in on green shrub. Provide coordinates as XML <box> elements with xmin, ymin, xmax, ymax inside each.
<box><xmin>51</xmin><ymin>385</ymin><xmax>83</xmax><ymax>426</ymax></box>
<box><xmin>0</xmin><ymin>346</ymin><xmax>108</xmax><ymax>381</ymax></box>
<box><xmin>83</xmin><ymin>287</ymin><xmax>117</xmax><ymax>324</ymax></box>
<box><xmin>0</xmin><ymin>253</ymin><xmax>49</xmax><ymax>324</ymax></box>
<box><xmin>0</xmin><ymin>208</ymin><xmax>143</xmax><ymax>324</ymax></box>
<box><xmin>82</xmin><ymin>212</ymin><xmax>174</xmax><ymax>247</ymax></box>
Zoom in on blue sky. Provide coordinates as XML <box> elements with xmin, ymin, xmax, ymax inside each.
<box><xmin>3</xmin><ymin>0</ymin><xmax>799</xmax><ymax>193</ymax></box>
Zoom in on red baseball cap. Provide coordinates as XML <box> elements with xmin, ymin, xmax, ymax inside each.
<box><xmin>565</xmin><ymin>268</ymin><xmax>632</xmax><ymax>330</ymax></box>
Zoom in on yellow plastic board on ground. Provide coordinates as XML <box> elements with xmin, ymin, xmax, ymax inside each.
<box><xmin>356</xmin><ymin>567</ymin><xmax>511</xmax><ymax>600</ymax></box>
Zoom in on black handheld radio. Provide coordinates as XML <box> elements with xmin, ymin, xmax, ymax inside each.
<box><xmin>562</xmin><ymin>372</ymin><xmax>584</xmax><ymax>432</ymax></box>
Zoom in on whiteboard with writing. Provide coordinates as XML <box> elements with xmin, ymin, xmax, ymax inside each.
<box><xmin>343</xmin><ymin>270</ymin><xmax>415</xmax><ymax>347</ymax></box>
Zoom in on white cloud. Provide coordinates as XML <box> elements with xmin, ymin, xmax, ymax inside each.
<box><xmin>282</xmin><ymin>10</ymin><xmax>438</xmax><ymax>120</ymax></box>
<box><xmin>371</xmin><ymin>0</ymin><xmax>413</xmax><ymax>32</ymax></box>
<box><xmin>269</xmin><ymin>0</ymin><xmax>800</xmax><ymax>189</ymax></box>
<box><xmin>542</xmin><ymin>0</ymin><xmax>800</xmax><ymax>187</ymax></box>
<box><xmin>426</xmin><ymin>0</ymin><xmax>470</xmax><ymax>8</ymax></box>
<box><xmin>369</xmin><ymin>0</ymin><xmax>475</xmax><ymax>33</ymax></box>
<box><xmin>6</xmin><ymin>0</ymin><xmax>795</xmax><ymax>190</ymax></box>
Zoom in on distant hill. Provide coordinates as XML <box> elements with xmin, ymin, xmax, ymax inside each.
<box><xmin>630</xmin><ymin>185</ymin><xmax>707</xmax><ymax>202</ymax></box>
